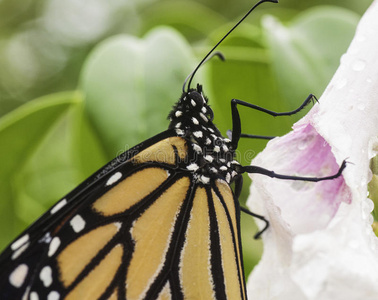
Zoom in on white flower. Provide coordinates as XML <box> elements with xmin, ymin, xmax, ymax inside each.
<box><xmin>247</xmin><ymin>1</ymin><xmax>378</xmax><ymax>300</ymax></box>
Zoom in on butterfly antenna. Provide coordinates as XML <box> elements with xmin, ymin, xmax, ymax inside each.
<box><xmin>185</xmin><ymin>0</ymin><xmax>278</xmax><ymax>92</ymax></box>
<box><xmin>183</xmin><ymin>51</ymin><xmax>225</xmax><ymax>92</ymax></box>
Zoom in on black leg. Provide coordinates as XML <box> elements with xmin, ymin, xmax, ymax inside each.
<box><xmin>230</xmin><ymin>94</ymin><xmax>317</xmax><ymax>149</ymax></box>
<box><xmin>240</xmin><ymin>207</ymin><xmax>269</xmax><ymax>239</ymax></box>
<box><xmin>242</xmin><ymin>160</ymin><xmax>347</xmax><ymax>182</ymax></box>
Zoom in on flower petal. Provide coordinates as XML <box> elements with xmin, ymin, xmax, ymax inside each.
<box><xmin>247</xmin><ymin>1</ymin><xmax>378</xmax><ymax>299</ymax></box>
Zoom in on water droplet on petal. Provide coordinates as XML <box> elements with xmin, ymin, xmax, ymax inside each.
<box><xmin>352</xmin><ymin>59</ymin><xmax>366</xmax><ymax>71</ymax></box>
<box><xmin>368</xmin><ymin>214</ymin><xmax>374</xmax><ymax>225</ymax></box>
<box><xmin>365</xmin><ymin>198</ymin><xmax>375</xmax><ymax>212</ymax></box>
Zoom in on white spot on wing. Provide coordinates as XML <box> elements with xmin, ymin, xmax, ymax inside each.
<box><xmin>48</xmin><ymin>237</ymin><xmax>61</xmax><ymax>257</ymax></box>
<box><xmin>11</xmin><ymin>242</ymin><xmax>30</xmax><ymax>260</ymax></box>
<box><xmin>70</xmin><ymin>215</ymin><xmax>86</xmax><ymax>233</ymax></box>
<box><xmin>214</xmin><ymin>146</ymin><xmax>220</xmax><ymax>153</ymax></box>
<box><xmin>21</xmin><ymin>286</ymin><xmax>31</xmax><ymax>300</ymax></box>
<box><xmin>40</xmin><ymin>266</ymin><xmax>53</xmax><ymax>287</ymax></box>
<box><xmin>47</xmin><ymin>291</ymin><xmax>60</xmax><ymax>300</ymax></box>
<box><xmin>11</xmin><ymin>234</ymin><xmax>29</xmax><ymax>251</ymax></box>
<box><xmin>9</xmin><ymin>264</ymin><xmax>28</xmax><ymax>288</ymax></box>
<box><xmin>30</xmin><ymin>292</ymin><xmax>39</xmax><ymax>300</ymax></box>
<box><xmin>51</xmin><ymin>199</ymin><xmax>67</xmax><ymax>215</ymax></box>
<box><xmin>226</xmin><ymin>173</ymin><xmax>231</xmax><ymax>183</ymax></box>
<box><xmin>220</xmin><ymin>166</ymin><xmax>228</xmax><ymax>171</ymax></box>
<box><xmin>106</xmin><ymin>172</ymin><xmax>122</xmax><ymax>186</ymax></box>
<box><xmin>175</xmin><ymin>111</ymin><xmax>182</xmax><ymax>117</ymax></box>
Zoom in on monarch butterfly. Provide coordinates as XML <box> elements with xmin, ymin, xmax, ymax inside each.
<box><xmin>0</xmin><ymin>0</ymin><xmax>346</xmax><ymax>299</ymax></box>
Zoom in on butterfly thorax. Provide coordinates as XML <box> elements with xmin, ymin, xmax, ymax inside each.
<box><xmin>168</xmin><ymin>84</ymin><xmax>240</xmax><ymax>184</ymax></box>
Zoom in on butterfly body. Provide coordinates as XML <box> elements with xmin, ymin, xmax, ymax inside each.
<box><xmin>0</xmin><ymin>85</ymin><xmax>246</xmax><ymax>300</ymax></box>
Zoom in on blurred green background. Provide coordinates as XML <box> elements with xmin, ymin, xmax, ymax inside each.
<box><xmin>0</xmin><ymin>0</ymin><xmax>371</xmax><ymax>277</ymax></box>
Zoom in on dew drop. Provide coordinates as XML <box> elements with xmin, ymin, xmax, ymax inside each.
<box><xmin>352</xmin><ymin>59</ymin><xmax>366</xmax><ymax>71</ymax></box>
<box><xmin>365</xmin><ymin>198</ymin><xmax>375</xmax><ymax>213</ymax></box>
<box><xmin>368</xmin><ymin>214</ymin><xmax>374</xmax><ymax>226</ymax></box>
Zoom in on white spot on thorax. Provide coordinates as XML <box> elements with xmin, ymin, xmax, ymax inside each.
<box><xmin>200</xmin><ymin>113</ymin><xmax>208</xmax><ymax>122</ymax></box>
<box><xmin>106</xmin><ymin>172</ymin><xmax>122</xmax><ymax>186</ymax></box>
<box><xmin>11</xmin><ymin>234</ymin><xmax>29</xmax><ymax>251</ymax></box>
<box><xmin>204</xmin><ymin>155</ymin><xmax>213</xmax><ymax>163</ymax></box>
<box><xmin>187</xmin><ymin>163</ymin><xmax>199</xmax><ymax>171</ymax></box>
<box><xmin>191</xmin><ymin>117</ymin><xmax>199</xmax><ymax>125</ymax></box>
<box><xmin>176</xmin><ymin>129</ymin><xmax>184</xmax><ymax>136</ymax></box>
<box><xmin>193</xmin><ymin>144</ymin><xmax>202</xmax><ymax>153</ymax></box>
<box><xmin>191</xmin><ymin>99</ymin><xmax>196</xmax><ymax>107</ymax></box>
<box><xmin>9</xmin><ymin>264</ymin><xmax>28</xmax><ymax>288</ymax></box>
<box><xmin>70</xmin><ymin>215</ymin><xmax>86</xmax><ymax>233</ymax></box>
<box><xmin>51</xmin><ymin>199</ymin><xmax>67</xmax><ymax>214</ymax></box>
<box><xmin>40</xmin><ymin>266</ymin><xmax>53</xmax><ymax>287</ymax></box>
<box><xmin>193</xmin><ymin>131</ymin><xmax>203</xmax><ymax>138</ymax></box>
<box><xmin>48</xmin><ymin>237</ymin><xmax>61</xmax><ymax>257</ymax></box>
<box><xmin>200</xmin><ymin>176</ymin><xmax>210</xmax><ymax>184</ymax></box>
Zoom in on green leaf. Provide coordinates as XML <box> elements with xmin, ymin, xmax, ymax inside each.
<box><xmin>263</xmin><ymin>6</ymin><xmax>360</xmax><ymax>106</ymax></box>
<box><xmin>80</xmin><ymin>27</ymin><xmax>196</xmax><ymax>158</ymax></box>
<box><xmin>0</xmin><ymin>92</ymin><xmax>107</xmax><ymax>250</ymax></box>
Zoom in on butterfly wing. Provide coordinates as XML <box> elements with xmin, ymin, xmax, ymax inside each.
<box><xmin>0</xmin><ymin>130</ymin><xmax>246</xmax><ymax>300</ymax></box>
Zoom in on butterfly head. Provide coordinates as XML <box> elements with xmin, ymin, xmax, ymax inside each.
<box><xmin>168</xmin><ymin>84</ymin><xmax>241</xmax><ymax>184</ymax></box>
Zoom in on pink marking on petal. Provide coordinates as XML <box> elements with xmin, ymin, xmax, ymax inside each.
<box><xmin>252</xmin><ymin>123</ymin><xmax>351</xmax><ymax>234</ymax></box>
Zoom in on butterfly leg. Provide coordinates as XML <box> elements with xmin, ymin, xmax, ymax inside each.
<box><xmin>234</xmin><ymin>174</ymin><xmax>269</xmax><ymax>239</ymax></box>
<box><xmin>240</xmin><ymin>207</ymin><xmax>269</xmax><ymax>239</ymax></box>
<box><xmin>241</xmin><ymin>159</ymin><xmax>347</xmax><ymax>182</ymax></box>
<box><xmin>229</xmin><ymin>94</ymin><xmax>317</xmax><ymax>149</ymax></box>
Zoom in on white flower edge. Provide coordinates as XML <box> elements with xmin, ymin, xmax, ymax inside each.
<box><xmin>247</xmin><ymin>2</ymin><xmax>378</xmax><ymax>300</ymax></box>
